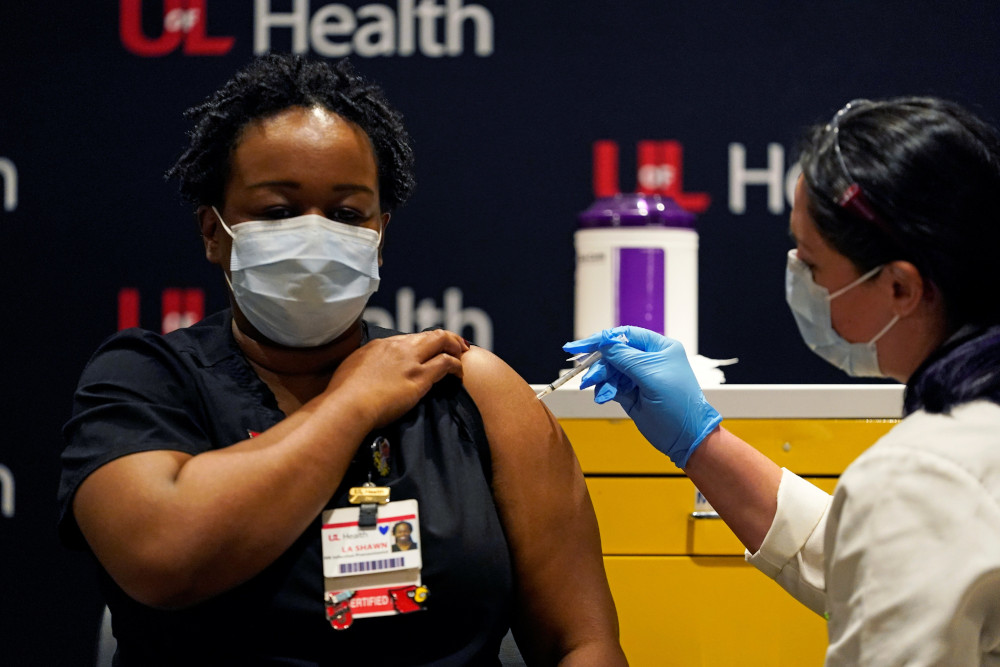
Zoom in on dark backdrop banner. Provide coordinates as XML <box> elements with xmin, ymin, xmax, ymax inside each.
<box><xmin>3</xmin><ymin>2</ymin><xmax>998</xmax><ymax>663</ymax></box>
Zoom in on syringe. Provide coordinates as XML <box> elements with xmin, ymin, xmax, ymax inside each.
<box><xmin>535</xmin><ymin>351</ymin><xmax>603</xmax><ymax>399</ymax></box>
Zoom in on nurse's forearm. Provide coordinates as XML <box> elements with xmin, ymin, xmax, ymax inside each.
<box><xmin>683</xmin><ymin>426</ymin><xmax>782</xmax><ymax>553</ymax></box>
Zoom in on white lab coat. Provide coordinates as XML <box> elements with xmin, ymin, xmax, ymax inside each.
<box><xmin>747</xmin><ymin>400</ymin><xmax>1000</xmax><ymax>666</ymax></box>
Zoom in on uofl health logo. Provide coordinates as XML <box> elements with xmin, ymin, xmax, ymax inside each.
<box><xmin>119</xmin><ymin>0</ymin><xmax>235</xmax><ymax>57</ymax></box>
<box><xmin>119</xmin><ymin>0</ymin><xmax>495</xmax><ymax>58</ymax></box>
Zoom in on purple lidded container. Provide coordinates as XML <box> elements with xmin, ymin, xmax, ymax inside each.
<box><xmin>574</xmin><ymin>193</ymin><xmax>700</xmax><ymax>352</ymax></box>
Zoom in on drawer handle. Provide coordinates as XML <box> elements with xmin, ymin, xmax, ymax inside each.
<box><xmin>690</xmin><ymin>511</ymin><xmax>721</xmax><ymax>519</ymax></box>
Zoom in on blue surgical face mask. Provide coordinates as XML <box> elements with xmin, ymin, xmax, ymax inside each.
<box><xmin>785</xmin><ymin>249</ymin><xmax>899</xmax><ymax>377</ymax></box>
<box><xmin>214</xmin><ymin>208</ymin><xmax>381</xmax><ymax>348</ymax></box>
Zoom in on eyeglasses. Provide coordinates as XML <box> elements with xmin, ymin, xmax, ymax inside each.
<box><xmin>826</xmin><ymin>99</ymin><xmax>884</xmax><ymax>224</ymax></box>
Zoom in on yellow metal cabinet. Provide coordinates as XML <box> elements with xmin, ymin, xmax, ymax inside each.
<box><xmin>605</xmin><ymin>556</ymin><xmax>828</xmax><ymax>666</ymax></box>
<box><xmin>541</xmin><ymin>384</ymin><xmax>904</xmax><ymax>667</ymax></box>
<box><xmin>584</xmin><ymin>475</ymin><xmax>838</xmax><ymax>556</ymax></box>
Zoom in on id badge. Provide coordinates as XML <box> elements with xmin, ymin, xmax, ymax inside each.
<box><xmin>321</xmin><ymin>499</ymin><xmax>428</xmax><ymax>629</ymax></box>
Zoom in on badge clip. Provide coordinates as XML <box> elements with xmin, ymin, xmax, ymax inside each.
<box><xmin>349</xmin><ymin>479</ymin><xmax>389</xmax><ymax>529</ymax></box>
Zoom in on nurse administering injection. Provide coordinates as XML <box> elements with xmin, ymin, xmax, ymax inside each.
<box><xmin>567</xmin><ymin>97</ymin><xmax>1000</xmax><ymax>666</ymax></box>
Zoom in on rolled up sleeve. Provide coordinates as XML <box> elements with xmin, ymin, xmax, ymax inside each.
<box><xmin>746</xmin><ymin>468</ymin><xmax>831</xmax><ymax>615</ymax></box>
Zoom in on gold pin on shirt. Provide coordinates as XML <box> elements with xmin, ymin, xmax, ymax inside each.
<box><xmin>348</xmin><ymin>483</ymin><xmax>390</xmax><ymax>505</ymax></box>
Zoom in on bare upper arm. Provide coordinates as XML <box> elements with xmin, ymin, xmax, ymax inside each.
<box><xmin>74</xmin><ymin>450</ymin><xmax>191</xmax><ymax>537</ymax></box>
<box><xmin>72</xmin><ymin>450</ymin><xmax>195</xmax><ymax>603</ymax></box>
<box><xmin>460</xmin><ymin>347</ymin><xmax>623</xmax><ymax>663</ymax></box>
<box><xmin>459</xmin><ymin>347</ymin><xmax>586</xmax><ymax>533</ymax></box>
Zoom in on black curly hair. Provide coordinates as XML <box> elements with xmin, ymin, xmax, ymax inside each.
<box><xmin>165</xmin><ymin>53</ymin><xmax>415</xmax><ymax>212</ymax></box>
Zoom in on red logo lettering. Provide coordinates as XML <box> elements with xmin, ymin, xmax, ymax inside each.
<box><xmin>120</xmin><ymin>0</ymin><xmax>234</xmax><ymax>57</ymax></box>
<box><xmin>117</xmin><ymin>287</ymin><xmax>205</xmax><ymax>332</ymax></box>
<box><xmin>118</xmin><ymin>288</ymin><xmax>142</xmax><ymax>330</ymax></box>
<box><xmin>593</xmin><ymin>139</ymin><xmax>711</xmax><ymax>214</ymax></box>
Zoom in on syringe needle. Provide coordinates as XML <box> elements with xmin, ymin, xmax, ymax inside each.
<box><xmin>535</xmin><ymin>351</ymin><xmax>603</xmax><ymax>399</ymax></box>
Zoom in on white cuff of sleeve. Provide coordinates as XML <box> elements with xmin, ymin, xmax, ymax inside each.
<box><xmin>746</xmin><ymin>468</ymin><xmax>830</xmax><ymax>579</ymax></box>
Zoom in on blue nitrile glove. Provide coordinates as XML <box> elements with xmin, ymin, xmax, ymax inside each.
<box><xmin>563</xmin><ymin>326</ymin><xmax>723</xmax><ymax>469</ymax></box>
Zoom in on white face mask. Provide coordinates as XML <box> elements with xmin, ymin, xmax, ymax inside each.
<box><xmin>214</xmin><ymin>208</ymin><xmax>381</xmax><ymax>348</ymax></box>
<box><xmin>785</xmin><ymin>249</ymin><xmax>899</xmax><ymax>377</ymax></box>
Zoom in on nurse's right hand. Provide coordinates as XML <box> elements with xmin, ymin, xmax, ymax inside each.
<box><xmin>564</xmin><ymin>326</ymin><xmax>722</xmax><ymax>469</ymax></box>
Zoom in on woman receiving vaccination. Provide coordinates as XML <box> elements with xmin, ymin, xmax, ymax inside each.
<box><xmin>59</xmin><ymin>53</ymin><xmax>625</xmax><ymax>666</ymax></box>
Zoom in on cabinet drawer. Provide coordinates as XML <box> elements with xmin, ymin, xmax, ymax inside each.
<box><xmin>605</xmin><ymin>555</ymin><xmax>827</xmax><ymax>666</ymax></box>
<box><xmin>564</xmin><ymin>418</ymin><xmax>896</xmax><ymax>475</ymax></box>
<box><xmin>588</xmin><ymin>476</ymin><xmax>838</xmax><ymax>555</ymax></box>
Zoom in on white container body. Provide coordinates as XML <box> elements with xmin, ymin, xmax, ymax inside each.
<box><xmin>574</xmin><ymin>227</ymin><xmax>699</xmax><ymax>354</ymax></box>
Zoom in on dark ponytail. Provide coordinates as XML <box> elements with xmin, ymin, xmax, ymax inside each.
<box><xmin>904</xmin><ymin>325</ymin><xmax>1000</xmax><ymax>415</ymax></box>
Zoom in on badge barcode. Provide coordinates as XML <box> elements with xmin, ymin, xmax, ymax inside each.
<box><xmin>339</xmin><ymin>557</ymin><xmax>405</xmax><ymax>574</ymax></box>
